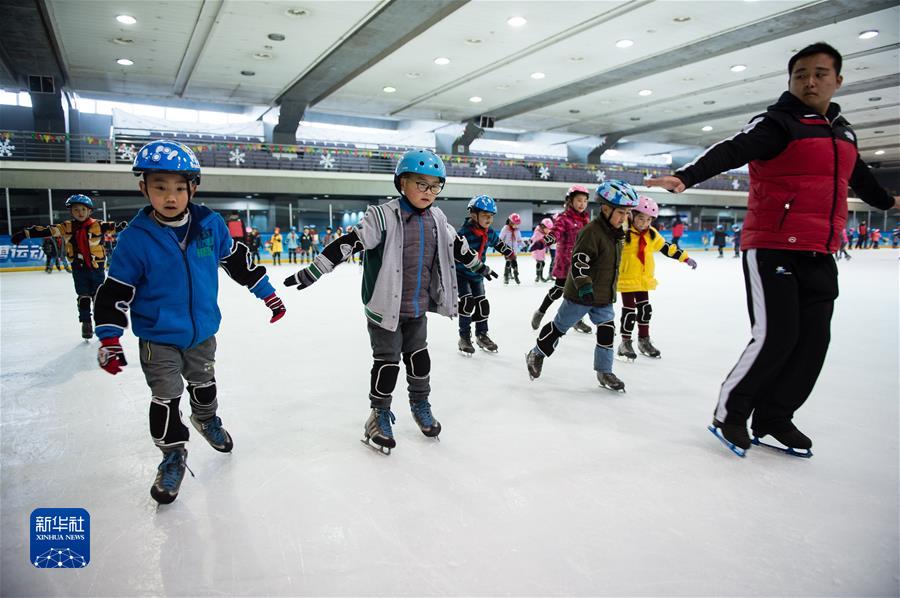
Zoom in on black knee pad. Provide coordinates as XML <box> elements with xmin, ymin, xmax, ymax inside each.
<box><xmin>596</xmin><ymin>320</ymin><xmax>615</xmax><ymax>349</ymax></box>
<box><xmin>403</xmin><ymin>348</ymin><xmax>431</xmax><ymax>379</ymax></box>
<box><xmin>188</xmin><ymin>379</ymin><xmax>217</xmax><ymax>420</ymax></box>
<box><xmin>459</xmin><ymin>294</ymin><xmax>476</xmax><ymax>317</ymax></box>
<box><xmin>149</xmin><ymin>396</ymin><xmax>189</xmax><ymax>448</ymax></box>
<box><xmin>536</xmin><ymin>321</ymin><xmax>565</xmax><ymax>357</ymax></box>
<box><xmin>637</xmin><ymin>301</ymin><xmax>652</xmax><ymax>325</ymax></box>
<box><xmin>369</xmin><ymin>360</ymin><xmax>400</xmax><ymax>407</ymax></box>
<box><xmin>548</xmin><ymin>284</ymin><xmax>564</xmax><ymax>301</ymax></box>
<box><xmin>473</xmin><ymin>295</ymin><xmax>490</xmax><ymax>322</ymax></box>
<box><xmin>77</xmin><ymin>295</ymin><xmax>92</xmax><ymax>313</ymax></box>
<box><xmin>620</xmin><ymin>307</ymin><xmax>637</xmax><ymax>335</ymax></box>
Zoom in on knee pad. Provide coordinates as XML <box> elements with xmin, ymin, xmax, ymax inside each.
<box><xmin>149</xmin><ymin>396</ymin><xmax>189</xmax><ymax>448</ymax></box>
<box><xmin>369</xmin><ymin>360</ymin><xmax>400</xmax><ymax>406</ymax></box>
<box><xmin>620</xmin><ymin>307</ymin><xmax>637</xmax><ymax>335</ymax></box>
<box><xmin>536</xmin><ymin>322</ymin><xmax>565</xmax><ymax>357</ymax></box>
<box><xmin>473</xmin><ymin>295</ymin><xmax>490</xmax><ymax>323</ymax></box>
<box><xmin>187</xmin><ymin>379</ymin><xmax>218</xmax><ymax>420</ymax></box>
<box><xmin>548</xmin><ymin>284</ymin><xmax>564</xmax><ymax>301</ymax></box>
<box><xmin>77</xmin><ymin>295</ymin><xmax>92</xmax><ymax>309</ymax></box>
<box><xmin>402</xmin><ymin>348</ymin><xmax>431</xmax><ymax>379</ymax></box>
<box><xmin>596</xmin><ymin>320</ymin><xmax>615</xmax><ymax>349</ymax></box>
<box><xmin>637</xmin><ymin>301</ymin><xmax>652</xmax><ymax>325</ymax></box>
<box><xmin>459</xmin><ymin>294</ymin><xmax>476</xmax><ymax>317</ymax></box>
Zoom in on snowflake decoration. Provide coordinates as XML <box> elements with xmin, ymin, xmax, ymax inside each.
<box><xmin>228</xmin><ymin>149</ymin><xmax>246</xmax><ymax>166</ymax></box>
<box><xmin>538</xmin><ymin>166</ymin><xmax>550</xmax><ymax>180</ymax></box>
<box><xmin>117</xmin><ymin>143</ymin><xmax>136</xmax><ymax>161</ymax></box>
<box><xmin>594</xmin><ymin>169</ymin><xmax>606</xmax><ymax>182</ymax></box>
<box><xmin>474</xmin><ymin>161</ymin><xmax>487</xmax><ymax>176</ymax></box>
<box><xmin>643</xmin><ymin>172</ymin><xmax>652</xmax><ymax>180</ymax></box>
<box><xmin>319</xmin><ymin>152</ymin><xmax>335</xmax><ymax>169</ymax></box>
<box><xmin>731</xmin><ymin>179</ymin><xmax>740</xmax><ymax>190</ymax></box>
<box><xmin>0</xmin><ymin>138</ymin><xmax>16</xmax><ymax>158</ymax></box>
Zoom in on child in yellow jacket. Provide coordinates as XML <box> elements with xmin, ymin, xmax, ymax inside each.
<box><xmin>616</xmin><ymin>196</ymin><xmax>696</xmax><ymax>361</ymax></box>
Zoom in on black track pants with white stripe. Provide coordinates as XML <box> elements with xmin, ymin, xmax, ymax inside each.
<box><xmin>714</xmin><ymin>248</ymin><xmax>838</xmax><ymax>434</ymax></box>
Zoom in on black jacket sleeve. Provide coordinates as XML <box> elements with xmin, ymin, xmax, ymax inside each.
<box><xmin>675</xmin><ymin>115</ymin><xmax>789</xmax><ymax>188</ymax></box>
<box><xmin>849</xmin><ymin>156</ymin><xmax>894</xmax><ymax>210</ymax></box>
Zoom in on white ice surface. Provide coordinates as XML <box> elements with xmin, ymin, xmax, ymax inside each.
<box><xmin>1</xmin><ymin>250</ymin><xmax>898</xmax><ymax>597</ymax></box>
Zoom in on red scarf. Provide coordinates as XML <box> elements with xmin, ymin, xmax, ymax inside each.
<box><xmin>471</xmin><ymin>225</ymin><xmax>488</xmax><ymax>259</ymax></box>
<box><xmin>636</xmin><ymin>229</ymin><xmax>648</xmax><ymax>265</ymax></box>
<box><xmin>74</xmin><ymin>218</ymin><xmax>96</xmax><ymax>269</ymax></box>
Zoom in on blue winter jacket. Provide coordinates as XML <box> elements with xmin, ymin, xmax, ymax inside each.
<box><xmin>455</xmin><ymin>220</ymin><xmax>507</xmax><ymax>281</ymax></box>
<box><xmin>96</xmin><ymin>204</ymin><xmax>274</xmax><ymax>348</ymax></box>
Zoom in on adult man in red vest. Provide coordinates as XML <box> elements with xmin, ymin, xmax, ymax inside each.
<box><xmin>648</xmin><ymin>43</ymin><xmax>898</xmax><ymax>456</ymax></box>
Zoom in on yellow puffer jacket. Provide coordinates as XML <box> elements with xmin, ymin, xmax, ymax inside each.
<box><xmin>270</xmin><ymin>233</ymin><xmax>283</xmax><ymax>253</ymax></box>
<box><xmin>617</xmin><ymin>225</ymin><xmax>689</xmax><ymax>292</ymax></box>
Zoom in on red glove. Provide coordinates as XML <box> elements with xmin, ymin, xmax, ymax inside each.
<box><xmin>98</xmin><ymin>337</ymin><xmax>127</xmax><ymax>375</ymax></box>
<box><xmin>264</xmin><ymin>293</ymin><xmax>286</xmax><ymax>323</ymax></box>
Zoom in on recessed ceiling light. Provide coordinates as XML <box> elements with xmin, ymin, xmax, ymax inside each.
<box><xmin>682</xmin><ymin>77</ymin><xmax>694</xmax><ymax>82</ymax></box>
<box><xmin>569</xmin><ymin>109</ymin><xmax>581</xmax><ymax>114</ymax></box>
<box><xmin>507</xmin><ymin>16</ymin><xmax>527</xmax><ymax>27</ymax></box>
<box><xmin>569</xmin><ymin>56</ymin><xmax>584</xmax><ymax>62</ymax></box>
<box><xmin>854</xmin><ymin>66</ymin><xmax>869</xmax><ymax>71</ymax></box>
<box><xmin>638</xmin><ymin>89</ymin><xmax>652</xmax><ymax>96</ymax></box>
<box><xmin>406</xmin><ymin>72</ymin><xmax>421</xmax><ymax>79</ymax></box>
<box><xmin>531</xmin><ymin>72</ymin><xmax>546</xmax><ymax>80</ymax></box>
<box><xmin>702</xmin><ymin>125</ymin><xmax>713</xmax><ymax>132</ymax></box>
<box><xmin>285</xmin><ymin>8</ymin><xmax>308</xmax><ymax>17</ymax></box>
<box><xmin>434</xmin><ymin>57</ymin><xmax>450</xmax><ymax>66</ymax></box>
<box><xmin>874</xmin><ymin>130</ymin><xmax>885</xmax><ymax>134</ymax></box>
<box><xmin>630</xmin><ymin>117</ymin><xmax>641</xmax><ymax>121</ymax></box>
<box><xmin>465</xmin><ymin>38</ymin><xmax>483</xmax><ymax>45</ymax></box>
<box><xmin>382</xmin><ymin>86</ymin><xmax>396</xmax><ymax>93</ymax></box>
<box><xmin>116</xmin><ymin>58</ymin><xmax>134</xmax><ymax>66</ymax></box>
<box><xmin>116</xmin><ymin>14</ymin><xmax>136</xmax><ymax>25</ymax></box>
<box><xmin>495</xmin><ymin>84</ymin><xmax>510</xmax><ymax>90</ymax></box>
<box><xmin>703</xmin><ymin>100</ymin><xmax>716</xmax><ymax>105</ymax></box>
<box><xmin>858</xmin><ymin>30</ymin><xmax>879</xmax><ymax>40</ymax></box>
<box><xmin>469</xmin><ymin>96</ymin><xmax>483</xmax><ymax>103</ymax></box>
<box><xmin>240</xmin><ymin>70</ymin><xmax>255</xmax><ymax>76</ymax></box>
<box><xmin>267</xmin><ymin>33</ymin><xmax>286</xmax><ymax>41</ymax></box>
<box><xmin>615</xmin><ymin>39</ymin><xmax>634</xmax><ymax>48</ymax></box>
<box><xmin>868</xmin><ymin>96</ymin><xmax>882</xmax><ymax>102</ymax></box>
<box><xmin>253</xmin><ymin>52</ymin><xmax>273</xmax><ymax>60</ymax></box>
<box><xmin>730</xmin><ymin>64</ymin><xmax>747</xmax><ymax>72</ymax></box>
<box><xmin>673</xmin><ymin>16</ymin><xmax>691</xmax><ymax>22</ymax></box>
<box><xmin>874</xmin><ymin>150</ymin><xmax>885</xmax><ymax>155</ymax></box>
<box><xmin>111</xmin><ymin>37</ymin><xmax>134</xmax><ymax>45</ymax></box>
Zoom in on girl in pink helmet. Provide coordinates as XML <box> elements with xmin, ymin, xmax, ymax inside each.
<box><xmin>616</xmin><ymin>195</ymin><xmax>697</xmax><ymax>361</ymax></box>
<box><xmin>499</xmin><ymin>213</ymin><xmax>524</xmax><ymax>284</ymax></box>
<box><xmin>529</xmin><ymin>218</ymin><xmax>555</xmax><ymax>282</ymax></box>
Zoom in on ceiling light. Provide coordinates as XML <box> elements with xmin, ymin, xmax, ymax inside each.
<box><xmin>111</xmin><ymin>37</ymin><xmax>134</xmax><ymax>45</ymax></box>
<box><xmin>703</xmin><ymin>100</ymin><xmax>716</xmax><ymax>105</ymax></box>
<box><xmin>615</xmin><ymin>39</ymin><xmax>634</xmax><ymax>48</ymax></box>
<box><xmin>495</xmin><ymin>84</ymin><xmax>510</xmax><ymax>90</ymax></box>
<box><xmin>240</xmin><ymin>70</ymin><xmax>255</xmax><ymax>76</ymax></box>
<box><xmin>405</xmin><ymin>72</ymin><xmax>421</xmax><ymax>79</ymax></box>
<box><xmin>469</xmin><ymin>96</ymin><xmax>483</xmax><ymax>103</ymax></box>
<box><xmin>673</xmin><ymin>16</ymin><xmax>691</xmax><ymax>22</ymax></box>
<box><xmin>116</xmin><ymin>58</ymin><xmax>134</xmax><ymax>66</ymax></box>
<box><xmin>874</xmin><ymin>150</ymin><xmax>885</xmax><ymax>155</ymax></box>
<box><xmin>531</xmin><ymin>72</ymin><xmax>545</xmax><ymax>80</ymax></box>
<box><xmin>507</xmin><ymin>16</ymin><xmax>527</xmax><ymax>27</ymax></box>
<box><xmin>630</xmin><ymin>117</ymin><xmax>641</xmax><ymax>121</ymax></box>
<box><xmin>730</xmin><ymin>64</ymin><xmax>747</xmax><ymax>72</ymax></box>
<box><xmin>253</xmin><ymin>52</ymin><xmax>272</xmax><ymax>60</ymax></box>
<box><xmin>116</xmin><ymin>14</ymin><xmax>136</xmax><ymax>25</ymax></box>
<box><xmin>858</xmin><ymin>30</ymin><xmax>879</xmax><ymax>40</ymax></box>
<box><xmin>854</xmin><ymin>66</ymin><xmax>869</xmax><ymax>71</ymax></box>
<box><xmin>638</xmin><ymin>89</ymin><xmax>652</xmax><ymax>96</ymax></box>
<box><xmin>434</xmin><ymin>57</ymin><xmax>450</xmax><ymax>65</ymax></box>
<box><xmin>569</xmin><ymin>109</ymin><xmax>580</xmax><ymax>114</ymax></box>
<box><xmin>569</xmin><ymin>56</ymin><xmax>584</xmax><ymax>62</ymax></box>
<box><xmin>267</xmin><ymin>33</ymin><xmax>286</xmax><ymax>41</ymax></box>
<box><xmin>868</xmin><ymin>96</ymin><xmax>882</xmax><ymax>102</ymax></box>
<box><xmin>382</xmin><ymin>86</ymin><xmax>396</xmax><ymax>93</ymax></box>
<box><xmin>702</xmin><ymin>125</ymin><xmax>713</xmax><ymax>132</ymax></box>
<box><xmin>874</xmin><ymin>130</ymin><xmax>884</xmax><ymax>134</ymax></box>
<box><xmin>285</xmin><ymin>8</ymin><xmax>308</xmax><ymax>17</ymax></box>
<box><xmin>465</xmin><ymin>38</ymin><xmax>482</xmax><ymax>45</ymax></box>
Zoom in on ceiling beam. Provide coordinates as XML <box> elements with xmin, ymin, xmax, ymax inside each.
<box><xmin>173</xmin><ymin>0</ymin><xmax>225</xmax><ymax>97</ymax></box>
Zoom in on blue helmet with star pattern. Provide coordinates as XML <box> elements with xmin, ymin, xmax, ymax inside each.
<box><xmin>595</xmin><ymin>180</ymin><xmax>639</xmax><ymax>208</ymax></box>
<box><xmin>132</xmin><ymin>140</ymin><xmax>201</xmax><ymax>184</ymax></box>
<box><xmin>467</xmin><ymin>194</ymin><xmax>497</xmax><ymax>214</ymax></box>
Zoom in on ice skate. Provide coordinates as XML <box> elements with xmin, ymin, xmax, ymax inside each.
<box><xmin>81</xmin><ymin>321</ymin><xmax>93</xmax><ymax>340</ymax></box>
<box><xmin>752</xmin><ymin>424</ymin><xmax>813</xmax><ymax>458</ymax></box>
<box><xmin>530</xmin><ymin>310</ymin><xmax>545</xmax><ymax>331</ymax></box>
<box><xmin>616</xmin><ymin>339</ymin><xmax>636</xmax><ymax>362</ymax></box>
<box><xmin>458</xmin><ymin>335</ymin><xmax>475</xmax><ymax>356</ymax></box>
<box><xmin>637</xmin><ymin>336</ymin><xmax>661</xmax><ymax>359</ymax></box>
<box><xmin>410</xmin><ymin>400</ymin><xmax>441</xmax><ymax>438</ymax></box>
<box><xmin>525</xmin><ymin>349</ymin><xmax>544</xmax><ymax>380</ymax></box>
<box><xmin>512</xmin><ymin>265</ymin><xmax>521</xmax><ymax>285</ymax></box>
<box><xmin>597</xmin><ymin>372</ymin><xmax>626</xmax><ymax>393</ymax></box>
<box><xmin>150</xmin><ymin>447</ymin><xmax>193</xmax><ymax>505</ymax></box>
<box><xmin>190</xmin><ymin>414</ymin><xmax>234</xmax><ymax>453</ymax></box>
<box><xmin>573</xmin><ymin>320</ymin><xmax>592</xmax><ymax>334</ymax></box>
<box><xmin>361</xmin><ymin>408</ymin><xmax>396</xmax><ymax>455</ymax></box>
<box><xmin>475</xmin><ymin>332</ymin><xmax>498</xmax><ymax>353</ymax></box>
<box><xmin>708</xmin><ymin>420</ymin><xmax>750</xmax><ymax>458</ymax></box>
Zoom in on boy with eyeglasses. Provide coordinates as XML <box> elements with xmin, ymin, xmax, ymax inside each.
<box><xmin>284</xmin><ymin>149</ymin><xmax>496</xmax><ymax>454</ymax></box>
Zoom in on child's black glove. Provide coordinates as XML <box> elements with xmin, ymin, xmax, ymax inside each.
<box><xmin>478</xmin><ymin>264</ymin><xmax>498</xmax><ymax>280</ymax></box>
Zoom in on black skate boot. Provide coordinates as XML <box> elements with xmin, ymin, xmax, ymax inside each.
<box><xmin>189</xmin><ymin>414</ymin><xmax>234</xmax><ymax>453</ymax></box>
<box><xmin>708</xmin><ymin>420</ymin><xmax>751</xmax><ymax>457</ymax></box>
<box><xmin>150</xmin><ymin>447</ymin><xmax>193</xmax><ymax>505</ymax></box>
<box><xmin>752</xmin><ymin>423</ymin><xmax>813</xmax><ymax>458</ymax></box>
<box><xmin>475</xmin><ymin>332</ymin><xmax>498</xmax><ymax>353</ymax></box>
<box><xmin>597</xmin><ymin>372</ymin><xmax>626</xmax><ymax>392</ymax></box>
<box><xmin>531</xmin><ymin>310</ymin><xmax>545</xmax><ymax>330</ymax></box>
<box><xmin>573</xmin><ymin>319</ymin><xmax>592</xmax><ymax>334</ymax></box>
<box><xmin>81</xmin><ymin>321</ymin><xmax>93</xmax><ymax>340</ymax></box>
<box><xmin>637</xmin><ymin>336</ymin><xmax>661</xmax><ymax>358</ymax></box>
<box><xmin>458</xmin><ymin>335</ymin><xmax>475</xmax><ymax>355</ymax></box>
<box><xmin>362</xmin><ymin>408</ymin><xmax>396</xmax><ymax>455</ymax></box>
<box><xmin>616</xmin><ymin>339</ymin><xmax>637</xmax><ymax>362</ymax></box>
<box><xmin>512</xmin><ymin>262</ymin><xmax>520</xmax><ymax>284</ymax></box>
<box><xmin>526</xmin><ymin>349</ymin><xmax>544</xmax><ymax>380</ymax></box>
<box><xmin>410</xmin><ymin>400</ymin><xmax>441</xmax><ymax>438</ymax></box>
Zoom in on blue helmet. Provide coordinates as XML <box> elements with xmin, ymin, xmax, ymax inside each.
<box><xmin>467</xmin><ymin>194</ymin><xmax>497</xmax><ymax>214</ymax></box>
<box><xmin>595</xmin><ymin>180</ymin><xmax>639</xmax><ymax>208</ymax></box>
<box><xmin>393</xmin><ymin>149</ymin><xmax>446</xmax><ymax>192</ymax></box>
<box><xmin>65</xmin><ymin>194</ymin><xmax>94</xmax><ymax>209</ymax></box>
<box><xmin>732</xmin><ymin>223</ymin><xmax>741</xmax><ymax>232</ymax></box>
<box><xmin>133</xmin><ymin>140</ymin><xmax>201</xmax><ymax>183</ymax></box>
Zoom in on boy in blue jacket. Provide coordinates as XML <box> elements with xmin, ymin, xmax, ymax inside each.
<box><xmin>455</xmin><ymin>195</ymin><xmax>515</xmax><ymax>355</ymax></box>
<box><xmin>93</xmin><ymin>140</ymin><xmax>286</xmax><ymax>504</ymax></box>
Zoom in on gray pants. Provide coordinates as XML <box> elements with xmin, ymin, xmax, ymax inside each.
<box><xmin>139</xmin><ymin>336</ymin><xmax>217</xmax><ymax>449</ymax></box>
<box><xmin>366</xmin><ymin>315</ymin><xmax>430</xmax><ymax>409</ymax></box>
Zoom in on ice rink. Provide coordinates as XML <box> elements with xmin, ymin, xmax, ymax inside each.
<box><xmin>1</xmin><ymin>248</ymin><xmax>897</xmax><ymax>596</ymax></box>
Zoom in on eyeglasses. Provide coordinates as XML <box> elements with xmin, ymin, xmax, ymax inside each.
<box><xmin>414</xmin><ymin>180</ymin><xmax>444</xmax><ymax>195</ymax></box>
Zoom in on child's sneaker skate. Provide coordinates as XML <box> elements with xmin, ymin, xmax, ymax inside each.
<box><xmin>637</xmin><ymin>336</ymin><xmax>661</xmax><ymax>358</ymax></box>
<box><xmin>190</xmin><ymin>414</ymin><xmax>234</xmax><ymax>452</ymax></box>
<box><xmin>526</xmin><ymin>349</ymin><xmax>544</xmax><ymax>380</ymax></box>
<box><xmin>410</xmin><ymin>400</ymin><xmax>441</xmax><ymax>438</ymax></box>
<box><xmin>362</xmin><ymin>408</ymin><xmax>396</xmax><ymax>454</ymax></box>
<box><xmin>616</xmin><ymin>339</ymin><xmax>636</xmax><ymax>362</ymax></box>
<box><xmin>150</xmin><ymin>447</ymin><xmax>192</xmax><ymax>504</ymax></box>
<box><xmin>597</xmin><ymin>372</ymin><xmax>626</xmax><ymax>392</ymax></box>
<box><xmin>530</xmin><ymin>310</ymin><xmax>545</xmax><ymax>330</ymax></box>
<box><xmin>458</xmin><ymin>335</ymin><xmax>475</xmax><ymax>355</ymax></box>
<box><xmin>81</xmin><ymin>321</ymin><xmax>93</xmax><ymax>340</ymax></box>
<box><xmin>475</xmin><ymin>332</ymin><xmax>498</xmax><ymax>353</ymax></box>
<box><xmin>573</xmin><ymin>320</ymin><xmax>592</xmax><ymax>334</ymax></box>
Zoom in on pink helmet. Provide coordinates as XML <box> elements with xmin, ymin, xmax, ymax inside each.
<box><xmin>541</xmin><ymin>217</ymin><xmax>554</xmax><ymax>229</ymax></box>
<box><xmin>566</xmin><ymin>184</ymin><xmax>590</xmax><ymax>201</ymax></box>
<box><xmin>509</xmin><ymin>213</ymin><xmax>522</xmax><ymax>225</ymax></box>
<box><xmin>633</xmin><ymin>195</ymin><xmax>659</xmax><ymax>218</ymax></box>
